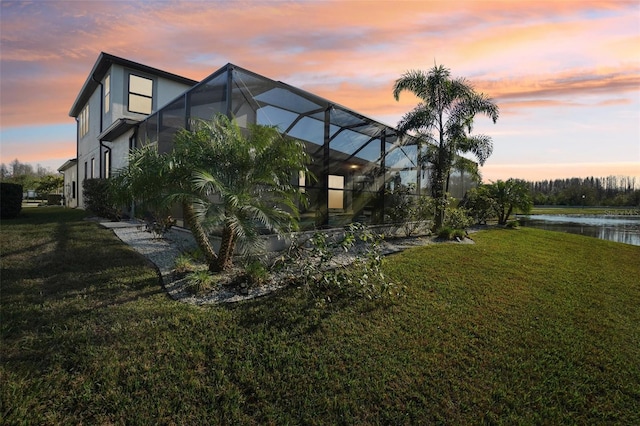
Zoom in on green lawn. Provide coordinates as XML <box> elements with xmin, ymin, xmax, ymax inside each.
<box><xmin>2</xmin><ymin>208</ymin><xmax>639</xmax><ymax>424</ymax></box>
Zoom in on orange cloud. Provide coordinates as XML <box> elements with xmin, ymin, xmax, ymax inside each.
<box><xmin>1</xmin><ymin>0</ymin><xmax>638</xmax><ymax>130</ymax></box>
<box><xmin>481</xmin><ymin>162</ymin><xmax>640</xmax><ymax>183</ymax></box>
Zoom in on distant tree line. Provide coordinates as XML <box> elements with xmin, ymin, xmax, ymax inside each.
<box><xmin>0</xmin><ymin>159</ymin><xmax>63</xmax><ymax>196</ymax></box>
<box><xmin>526</xmin><ymin>176</ymin><xmax>640</xmax><ymax>207</ymax></box>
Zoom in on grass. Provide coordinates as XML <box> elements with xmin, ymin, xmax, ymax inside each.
<box><xmin>2</xmin><ymin>208</ymin><xmax>639</xmax><ymax>424</ymax></box>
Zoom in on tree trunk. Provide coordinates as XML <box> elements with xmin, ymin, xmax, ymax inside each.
<box><xmin>432</xmin><ymin>154</ymin><xmax>447</xmax><ymax>231</ymax></box>
<box><xmin>182</xmin><ymin>201</ymin><xmax>218</xmax><ymax>271</ymax></box>
<box><xmin>214</xmin><ymin>225</ymin><xmax>235</xmax><ymax>272</ymax></box>
<box><xmin>503</xmin><ymin>206</ymin><xmax>514</xmax><ymax>225</ymax></box>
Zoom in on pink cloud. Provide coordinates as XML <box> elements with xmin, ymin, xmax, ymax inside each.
<box><xmin>1</xmin><ymin>0</ymin><xmax>638</xmax><ymax>179</ymax></box>
<box><xmin>481</xmin><ymin>162</ymin><xmax>640</xmax><ymax>183</ymax></box>
<box><xmin>1</xmin><ymin>138</ymin><xmax>75</xmax><ymax>167</ymax></box>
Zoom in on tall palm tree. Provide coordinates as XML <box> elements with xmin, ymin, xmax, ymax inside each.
<box><xmin>112</xmin><ymin>114</ymin><xmax>310</xmax><ymax>272</ymax></box>
<box><xmin>393</xmin><ymin>64</ymin><xmax>499</xmax><ymax>229</ymax></box>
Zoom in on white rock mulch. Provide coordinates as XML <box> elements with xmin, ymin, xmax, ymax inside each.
<box><xmin>100</xmin><ymin>219</ymin><xmax>474</xmax><ymax>305</ymax></box>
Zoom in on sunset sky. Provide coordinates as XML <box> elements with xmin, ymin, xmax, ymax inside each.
<box><xmin>1</xmin><ymin>0</ymin><xmax>639</xmax><ymax>182</ymax></box>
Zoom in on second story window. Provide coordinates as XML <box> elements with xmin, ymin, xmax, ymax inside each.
<box><xmin>79</xmin><ymin>104</ymin><xmax>89</xmax><ymax>137</ymax></box>
<box><xmin>129</xmin><ymin>74</ymin><xmax>153</xmax><ymax>114</ymax></box>
<box><xmin>104</xmin><ymin>74</ymin><xmax>110</xmax><ymax>113</ymax></box>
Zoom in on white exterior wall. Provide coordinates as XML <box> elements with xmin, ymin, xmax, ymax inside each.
<box><xmin>108</xmin><ymin>130</ymin><xmax>134</xmax><ymax>174</ymax></box>
<box><xmin>156</xmin><ymin>78</ymin><xmax>193</xmax><ymax>110</ymax></box>
<box><xmin>76</xmin><ymin>88</ymin><xmax>102</xmax><ymax>208</ymax></box>
<box><xmin>59</xmin><ymin>164</ymin><xmax>78</xmax><ymax>208</ymax></box>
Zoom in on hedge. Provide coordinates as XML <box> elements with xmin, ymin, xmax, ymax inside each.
<box><xmin>1</xmin><ymin>182</ymin><xmax>23</xmax><ymax>219</ymax></box>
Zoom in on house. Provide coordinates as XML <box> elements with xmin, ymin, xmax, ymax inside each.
<box><xmin>63</xmin><ymin>52</ymin><xmax>475</xmax><ymax>229</ymax></box>
<box><xmin>56</xmin><ymin>158</ymin><xmax>77</xmax><ymax>207</ymax></box>
<box><xmin>66</xmin><ymin>53</ymin><xmax>198</xmax><ymax>209</ymax></box>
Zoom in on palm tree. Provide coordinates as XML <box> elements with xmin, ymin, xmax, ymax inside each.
<box><xmin>393</xmin><ymin>64</ymin><xmax>499</xmax><ymax>229</ymax></box>
<box><xmin>187</xmin><ymin>115</ymin><xmax>309</xmax><ymax>271</ymax></box>
<box><xmin>112</xmin><ymin>114</ymin><xmax>310</xmax><ymax>272</ymax></box>
<box><xmin>110</xmin><ymin>134</ymin><xmax>220</xmax><ymax>270</ymax></box>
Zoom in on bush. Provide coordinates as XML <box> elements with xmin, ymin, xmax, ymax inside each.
<box><xmin>436</xmin><ymin>226</ymin><xmax>467</xmax><ymax>241</ymax></box>
<box><xmin>444</xmin><ymin>206</ymin><xmax>473</xmax><ymax>229</ymax></box>
<box><xmin>1</xmin><ymin>182</ymin><xmax>23</xmax><ymax>219</ymax></box>
<box><xmin>386</xmin><ymin>185</ymin><xmax>434</xmax><ymax>237</ymax></box>
<box><xmin>436</xmin><ymin>226</ymin><xmax>454</xmax><ymax>240</ymax></box>
<box><xmin>143</xmin><ymin>213</ymin><xmax>176</xmax><ymax>238</ymax></box>
<box><xmin>460</xmin><ymin>186</ymin><xmax>498</xmax><ymax>225</ymax></box>
<box><xmin>47</xmin><ymin>194</ymin><xmax>62</xmax><ymax>206</ymax></box>
<box><xmin>83</xmin><ymin>179</ymin><xmax>119</xmax><ymax>220</ymax></box>
<box><xmin>174</xmin><ymin>253</ymin><xmax>196</xmax><ymax>274</ymax></box>
<box><xmin>243</xmin><ymin>260</ymin><xmax>269</xmax><ymax>286</ymax></box>
<box><xmin>185</xmin><ymin>270</ymin><xmax>217</xmax><ymax>294</ymax></box>
<box><xmin>283</xmin><ymin>223</ymin><xmax>404</xmax><ymax>303</ymax></box>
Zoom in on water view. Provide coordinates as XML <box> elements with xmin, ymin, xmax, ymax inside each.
<box><xmin>517</xmin><ymin>214</ymin><xmax>640</xmax><ymax>246</ymax></box>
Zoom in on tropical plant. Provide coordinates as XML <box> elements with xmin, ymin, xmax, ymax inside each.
<box><xmin>393</xmin><ymin>64</ymin><xmax>499</xmax><ymax>230</ymax></box>
<box><xmin>185</xmin><ymin>269</ymin><xmax>218</xmax><ymax>294</ymax></box>
<box><xmin>187</xmin><ymin>115</ymin><xmax>310</xmax><ymax>271</ymax></box>
<box><xmin>283</xmin><ymin>223</ymin><xmax>403</xmax><ymax>304</ymax></box>
<box><xmin>486</xmin><ymin>178</ymin><xmax>533</xmax><ymax>225</ymax></box>
<box><xmin>111</xmin><ymin>114</ymin><xmax>310</xmax><ymax>272</ymax></box>
<box><xmin>443</xmin><ymin>206</ymin><xmax>473</xmax><ymax>230</ymax></box>
<box><xmin>460</xmin><ymin>185</ymin><xmax>499</xmax><ymax>225</ymax></box>
<box><xmin>386</xmin><ymin>183</ymin><xmax>434</xmax><ymax>236</ymax></box>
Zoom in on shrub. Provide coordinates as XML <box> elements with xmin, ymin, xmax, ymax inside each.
<box><xmin>174</xmin><ymin>253</ymin><xmax>196</xmax><ymax>274</ymax></box>
<box><xmin>436</xmin><ymin>226</ymin><xmax>467</xmax><ymax>241</ymax></box>
<box><xmin>243</xmin><ymin>260</ymin><xmax>269</xmax><ymax>286</ymax></box>
<box><xmin>460</xmin><ymin>186</ymin><xmax>498</xmax><ymax>225</ymax></box>
<box><xmin>437</xmin><ymin>226</ymin><xmax>454</xmax><ymax>240</ymax></box>
<box><xmin>185</xmin><ymin>270</ymin><xmax>217</xmax><ymax>294</ymax></box>
<box><xmin>0</xmin><ymin>182</ymin><xmax>23</xmax><ymax>219</ymax></box>
<box><xmin>506</xmin><ymin>219</ymin><xmax>520</xmax><ymax>229</ymax></box>
<box><xmin>47</xmin><ymin>194</ymin><xmax>62</xmax><ymax>206</ymax></box>
<box><xmin>143</xmin><ymin>213</ymin><xmax>176</xmax><ymax>238</ymax></box>
<box><xmin>452</xmin><ymin>229</ymin><xmax>467</xmax><ymax>239</ymax></box>
<box><xmin>83</xmin><ymin>179</ymin><xmax>120</xmax><ymax>220</ymax></box>
<box><xmin>386</xmin><ymin>185</ymin><xmax>434</xmax><ymax>237</ymax></box>
<box><xmin>444</xmin><ymin>206</ymin><xmax>473</xmax><ymax>229</ymax></box>
<box><xmin>284</xmin><ymin>223</ymin><xmax>404</xmax><ymax>303</ymax></box>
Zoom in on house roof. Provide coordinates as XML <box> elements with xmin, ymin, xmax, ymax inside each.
<box><xmin>99</xmin><ymin>118</ymin><xmax>140</xmax><ymax>142</ymax></box>
<box><xmin>57</xmin><ymin>159</ymin><xmax>77</xmax><ymax>172</ymax></box>
<box><xmin>68</xmin><ymin>52</ymin><xmax>199</xmax><ymax>117</ymax></box>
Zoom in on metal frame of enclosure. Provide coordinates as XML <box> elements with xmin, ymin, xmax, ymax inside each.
<box><xmin>136</xmin><ymin>64</ymin><xmax>475</xmax><ymax>229</ymax></box>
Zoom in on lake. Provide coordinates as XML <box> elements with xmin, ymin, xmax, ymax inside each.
<box><xmin>516</xmin><ymin>214</ymin><xmax>640</xmax><ymax>246</ymax></box>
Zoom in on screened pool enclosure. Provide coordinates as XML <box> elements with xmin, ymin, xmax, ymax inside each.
<box><xmin>135</xmin><ymin>64</ymin><xmax>476</xmax><ymax>229</ymax></box>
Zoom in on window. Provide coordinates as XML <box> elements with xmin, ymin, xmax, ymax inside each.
<box><xmin>79</xmin><ymin>104</ymin><xmax>89</xmax><ymax>137</ymax></box>
<box><xmin>299</xmin><ymin>170</ymin><xmax>306</xmax><ymax>193</ymax></box>
<box><xmin>104</xmin><ymin>74</ymin><xmax>110</xmax><ymax>113</ymax></box>
<box><xmin>84</xmin><ymin>161</ymin><xmax>88</xmax><ymax>181</ymax></box>
<box><xmin>104</xmin><ymin>150</ymin><xmax>111</xmax><ymax>179</ymax></box>
<box><xmin>91</xmin><ymin>158</ymin><xmax>95</xmax><ymax>179</ymax></box>
<box><xmin>328</xmin><ymin>175</ymin><xmax>344</xmax><ymax>210</ymax></box>
<box><xmin>72</xmin><ymin>181</ymin><xmax>76</xmax><ymax>199</ymax></box>
<box><xmin>129</xmin><ymin>74</ymin><xmax>153</xmax><ymax>114</ymax></box>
